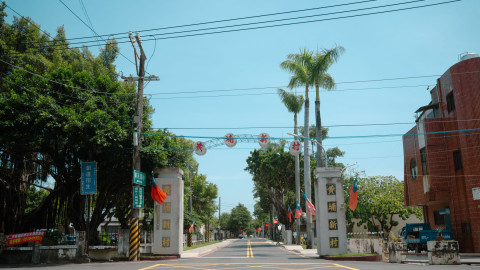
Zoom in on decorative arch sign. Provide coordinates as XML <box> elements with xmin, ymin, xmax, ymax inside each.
<box><xmin>289</xmin><ymin>140</ymin><xmax>301</xmax><ymax>156</ymax></box>
<box><xmin>224</xmin><ymin>133</ymin><xmax>237</xmax><ymax>147</ymax></box>
<box><xmin>194</xmin><ymin>141</ymin><xmax>207</xmax><ymax>156</ymax></box>
<box><xmin>258</xmin><ymin>133</ymin><xmax>270</xmax><ymax>148</ymax></box>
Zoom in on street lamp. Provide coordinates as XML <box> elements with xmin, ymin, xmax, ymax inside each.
<box><xmin>288</xmin><ymin>133</ymin><xmax>328</xmax><ymax>167</ymax></box>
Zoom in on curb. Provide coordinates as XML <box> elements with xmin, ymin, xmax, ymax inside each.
<box><xmin>323</xmin><ymin>254</ymin><xmax>382</xmax><ymax>261</ymax></box>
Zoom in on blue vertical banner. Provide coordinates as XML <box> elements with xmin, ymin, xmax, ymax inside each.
<box><xmin>81</xmin><ymin>162</ymin><xmax>97</xmax><ymax>195</ymax></box>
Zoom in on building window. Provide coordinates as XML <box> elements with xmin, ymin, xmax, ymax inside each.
<box><xmin>446</xmin><ymin>92</ymin><xmax>455</xmax><ymax>112</ymax></box>
<box><xmin>420</xmin><ymin>148</ymin><xmax>428</xmax><ymax>175</ymax></box>
<box><xmin>433</xmin><ymin>210</ymin><xmax>445</xmax><ymax>225</ymax></box>
<box><xmin>410</xmin><ymin>158</ymin><xmax>418</xmax><ymax>180</ymax></box>
<box><xmin>453</xmin><ymin>150</ymin><xmax>463</xmax><ymax>170</ymax></box>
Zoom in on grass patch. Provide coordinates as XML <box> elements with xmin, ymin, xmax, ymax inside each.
<box><xmin>183</xmin><ymin>240</ymin><xmax>221</xmax><ymax>251</ymax></box>
<box><xmin>327</xmin><ymin>253</ymin><xmax>377</xmax><ymax>257</ymax></box>
<box><xmin>301</xmin><ymin>244</ymin><xmax>317</xmax><ymax>249</ymax></box>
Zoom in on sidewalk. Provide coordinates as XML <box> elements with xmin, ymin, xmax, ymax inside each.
<box><xmin>180</xmin><ymin>239</ymin><xmax>236</xmax><ymax>258</ymax></box>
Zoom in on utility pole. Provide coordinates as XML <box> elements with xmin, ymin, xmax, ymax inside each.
<box><xmin>218</xmin><ymin>197</ymin><xmax>221</xmax><ymax>240</ymax></box>
<box><xmin>123</xmin><ymin>32</ymin><xmax>159</xmax><ymax>262</ymax></box>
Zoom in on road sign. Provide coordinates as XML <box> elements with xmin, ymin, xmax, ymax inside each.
<box><xmin>81</xmin><ymin>162</ymin><xmax>97</xmax><ymax>195</ymax></box>
<box><xmin>133</xmin><ymin>170</ymin><xmax>146</xmax><ymax>186</ymax></box>
<box><xmin>133</xmin><ymin>186</ymin><xmax>144</xmax><ymax>209</ymax></box>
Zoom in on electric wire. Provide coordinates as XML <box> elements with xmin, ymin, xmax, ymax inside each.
<box><xmin>7</xmin><ymin>0</ymin><xmax>380</xmax><ymax>45</ymax></box>
<box><xmin>1</xmin><ymin>0</ymin><xmax>404</xmax><ymax>47</ymax></box>
<box><xmin>56</xmin><ymin>0</ymin><xmax>150</xmax><ymax>76</ymax></box>
<box><xmin>0</xmin><ymin>0</ymin><xmax>462</xmax><ymax>55</ymax></box>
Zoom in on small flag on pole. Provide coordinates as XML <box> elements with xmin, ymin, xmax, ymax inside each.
<box><xmin>189</xmin><ymin>219</ymin><xmax>195</xmax><ymax>233</ymax></box>
<box><xmin>295</xmin><ymin>200</ymin><xmax>302</xmax><ymax>219</ymax></box>
<box><xmin>288</xmin><ymin>205</ymin><xmax>292</xmax><ymax>223</ymax></box>
<box><xmin>349</xmin><ymin>177</ymin><xmax>358</xmax><ymax>211</ymax></box>
<box><xmin>151</xmin><ymin>172</ymin><xmax>167</xmax><ymax>205</ymax></box>
<box><xmin>273</xmin><ymin>216</ymin><xmax>278</xmax><ymax>224</ymax></box>
<box><xmin>303</xmin><ymin>192</ymin><xmax>316</xmax><ymax>215</ymax></box>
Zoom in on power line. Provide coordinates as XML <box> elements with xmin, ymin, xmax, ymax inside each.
<box><xmin>4</xmin><ymin>3</ymin><xmax>53</xmax><ymax>39</ymax></box>
<box><xmin>139</xmin><ymin>126</ymin><xmax>480</xmax><ymax>141</ymax></box>
<box><xmin>155</xmin><ymin>122</ymin><xmax>415</xmax><ymax>130</ymax></box>
<box><xmin>143</xmin><ymin>70</ymin><xmax>478</xmax><ymax>98</ymax></box>
<box><xmin>124</xmin><ymin>0</ymin><xmax>429</xmax><ymax>42</ymax></box>
<box><xmin>1</xmin><ymin>0</ymin><xmax>461</xmax><ymax>55</ymax></box>
<box><xmin>129</xmin><ymin>0</ymin><xmax>462</xmax><ymax>43</ymax></box>
<box><xmin>1</xmin><ymin>0</ymin><xmax>383</xmax><ymax>45</ymax></box>
<box><xmin>147</xmin><ymin>84</ymin><xmax>430</xmax><ymax>100</ymax></box>
<box><xmin>56</xmin><ymin>0</ymin><xmax>146</xmax><ymax>75</ymax></box>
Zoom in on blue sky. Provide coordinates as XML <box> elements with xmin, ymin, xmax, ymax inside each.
<box><xmin>6</xmin><ymin>0</ymin><xmax>480</xmax><ymax>214</ymax></box>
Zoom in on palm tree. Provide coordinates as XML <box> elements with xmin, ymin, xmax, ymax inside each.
<box><xmin>277</xmin><ymin>88</ymin><xmax>304</xmax><ymax>245</ymax></box>
<box><xmin>280</xmin><ymin>48</ymin><xmax>314</xmax><ymax>248</ymax></box>
<box><xmin>310</xmin><ymin>46</ymin><xmax>345</xmax><ymax>167</ymax></box>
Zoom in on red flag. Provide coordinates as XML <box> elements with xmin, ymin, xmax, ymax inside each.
<box><xmin>189</xmin><ymin>219</ymin><xmax>196</xmax><ymax>233</ymax></box>
<box><xmin>288</xmin><ymin>205</ymin><xmax>292</xmax><ymax>223</ymax></box>
<box><xmin>349</xmin><ymin>177</ymin><xmax>358</xmax><ymax>211</ymax></box>
<box><xmin>303</xmin><ymin>192</ymin><xmax>316</xmax><ymax>215</ymax></box>
<box><xmin>295</xmin><ymin>200</ymin><xmax>302</xmax><ymax>219</ymax></box>
<box><xmin>151</xmin><ymin>178</ymin><xmax>167</xmax><ymax>205</ymax></box>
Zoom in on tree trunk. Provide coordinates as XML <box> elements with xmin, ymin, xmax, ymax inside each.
<box><xmin>304</xmin><ymin>96</ymin><xmax>313</xmax><ymax>249</ymax></box>
<box><xmin>293</xmin><ymin>116</ymin><xmax>301</xmax><ymax>245</ymax></box>
<box><xmin>315</xmin><ymin>97</ymin><xmax>323</xmax><ymax>168</ymax></box>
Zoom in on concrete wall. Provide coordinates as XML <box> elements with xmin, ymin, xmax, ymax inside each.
<box><xmin>347</xmin><ymin>238</ymin><xmax>385</xmax><ymax>258</ymax></box>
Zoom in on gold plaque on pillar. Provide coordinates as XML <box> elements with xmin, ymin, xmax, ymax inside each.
<box><xmin>162</xmin><ymin>237</ymin><xmax>170</xmax><ymax>247</ymax></box>
<box><xmin>162</xmin><ymin>202</ymin><xmax>171</xmax><ymax>213</ymax></box>
<box><xmin>328</xmin><ymin>201</ymin><xmax>337</xmax><ymax>212</ymax></box>
<box><xmin>162</xmin><ymin>185</ymin><xmax>171</xmax><ymax>195</ymax></box>
<box><xmin>329</xmin><ymin>237</ymin><xmax>339</xmax><ymax>248</ymax></box>
<box><xmin>329</xmin><ymin>219</ymin><xmax>338</xmax><ymax>230</ymax></box>
<box><xmin>326</xmin><ymin>184</ymin><xmax>336</xmax><ymax>195</ymax></box>
<box><xmin>163</xmin><ymin>219</ymin><xmax>171</xmax><ymax>230</ymax></box>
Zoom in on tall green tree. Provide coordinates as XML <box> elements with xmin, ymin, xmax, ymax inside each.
<box><xmin>310</xmin><ymin>46</ymin><xmax>345</xmax><ymax>167</ymax></box>
<box><xmin>343</xmin><ymin>175</ymin><xmax>422</xmax><ymax>236</ymax></box>
<box><xmin>228</xmin><ymin>203</ymin><xmax>252</xmax><ymax>235</ymax></box>
<box><xmin>277</xmin><ymin>88</ymin><xmax>303</xmax><ymax>243</ymax></box>
<box><xmin>0</xmin><ymin>8</ymin><xmax>197</xmax><ymax>245</ymax></box>
<box><xmin>280</xmin><ymin>48</ymin><xmax>315</xmax><ymax>247</ymax></box>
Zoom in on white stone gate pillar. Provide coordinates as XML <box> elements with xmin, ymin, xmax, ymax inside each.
<box><xmin>153</xmin><ymin>168</ymin><xmax>184</xmax><ymax>256</ymax></box>
<box><xmin>314</xmin><ymin>167</ymin><xmax>347</xmax><ymax>255</ymax></box>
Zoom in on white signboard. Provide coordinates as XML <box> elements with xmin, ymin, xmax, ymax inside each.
<box><xmin>473</xmin><ymin>187</ymin><xmax>480</xmax><ymax>200</ymax></box>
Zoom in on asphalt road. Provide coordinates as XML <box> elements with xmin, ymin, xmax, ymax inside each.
<box><xmin>4</xmin><ymin>238</ymin><xmax>479</xmax><ymax>269</ymax></box>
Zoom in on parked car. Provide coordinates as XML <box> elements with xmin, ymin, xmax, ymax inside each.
<box><xmin>109</xmin><ymin>233</ymin><xmax>119</xmax><ymax>245</ymax></box>
<box><xmin>62</xmin><ymin>234</ymin><xmax>76</xmax><ymax>245</ymax></box>
<box><xmin>401</xmin><ymin>223</ymin><xmax>452</xmax><ymax>252</ymax></box>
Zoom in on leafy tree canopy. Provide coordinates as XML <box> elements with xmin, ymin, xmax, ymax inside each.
<box><xmin>343</xmin><ymin>174</ymin><xmax>422</xmax><ymax>235</ymax></box>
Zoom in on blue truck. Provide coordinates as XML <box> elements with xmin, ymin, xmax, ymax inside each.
<box><xmin>400</xmin><ymin>223</ymin><xmax>452</xmax><ymax>252</ymax></box>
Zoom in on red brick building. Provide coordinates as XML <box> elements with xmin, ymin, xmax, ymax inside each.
<box><xmin>403</xmin><ymin>54</ymin><xmax>480</xmax><ymax>253</ymax></box>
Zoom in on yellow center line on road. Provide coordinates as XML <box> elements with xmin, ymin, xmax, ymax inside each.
<box><xmin>246</xmin><ymin>240</ymin><xmax>254</xmax><ymax>258</ymax></box>
<box><xmin>139</xmin><ymin>263</ymin><xmax>359</xmax><ymax>269</ymax></box>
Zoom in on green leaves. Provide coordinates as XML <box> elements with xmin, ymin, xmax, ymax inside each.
<box><xmin>344</xmin><ymin>175</ymin><xmax>422</xmax><ymax>234</ymax></box>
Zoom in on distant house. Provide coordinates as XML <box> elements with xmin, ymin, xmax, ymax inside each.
<box><xmin>402</xmin><ymin>53</ymin><xmax>480</xmax><ymax>253</ymax></box>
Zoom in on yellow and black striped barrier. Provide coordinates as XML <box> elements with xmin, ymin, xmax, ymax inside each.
<box><xmin>129</xmin><ymin>218</ymin><xmax>140</xmax><ymax>261</ymax></box>
<box><xmin>187</xmin><ymin>232</ymin><xmax>192</xmax><ymax>247</ymax></box>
